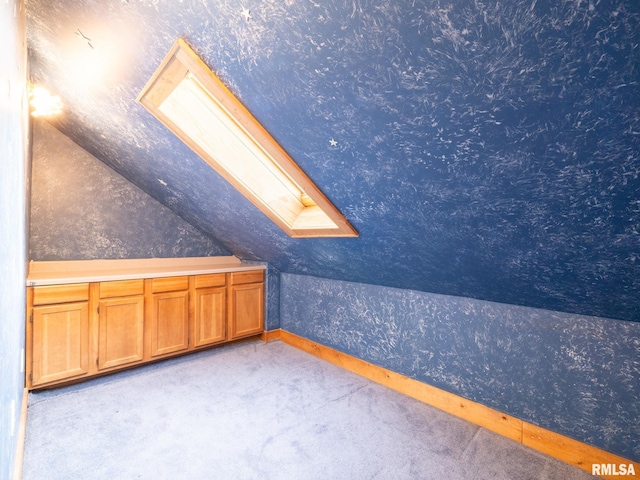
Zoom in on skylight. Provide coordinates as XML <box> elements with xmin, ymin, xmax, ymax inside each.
<box><xmin>137</xmin><ymin>39</ymin><xmax>357</xmax><ymax>238</ymax></box>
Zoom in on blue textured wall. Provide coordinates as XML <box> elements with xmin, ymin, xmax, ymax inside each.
<box><xmin>280</xmin><ymin>273</ymin><xmax>640</xmax><ymax>462</ymax></box>
<box><xmin>0</xmin><ymin>0</ymin><xmax>28</xmax><ymax>478</ymax></box>
<box><xmin>23</xmin><ymin>1</ymin><xmax>640</xmax><ymax>467</ymax></box>
<box><xmin>30</xmin><ymin>120</ymin><xmax>230</xmax><ymax>260</ymax></box>
<box><xmin>26</xmin><ymin>0</ymin><xmax>640</xmax><ymax>322</ymax></box>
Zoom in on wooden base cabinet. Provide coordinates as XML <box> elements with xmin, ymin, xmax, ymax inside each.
<box><xmin>31</xmin><ymin>301</ymin><xmax>90</xmax><ymax>387</ymax></box>
<box><xmin>147</xmin><ymin>276</ymin><xmax>190</xmax><ymax>358</ymax></box>
<box><xmin>193</xmin><ymin>274</ymin><xmax>227</xmax><ymax>348</ymax></box>
<box><xmin>28</xmin><ymin>283</ymin><xmax>91</xmax><ymax>387</ymax></box>
<box><xmin>98</xmin><ymin>279</ymin><xmax>145</xmax><ymax>371</ymax></box>
<box><xmin>26</xmin><ymin>269</ymin><xmax>264</xmax><ymax>389</ymax></box>
<box><xmin>228</xmin><ymin>271</ymin><xmax>264</xmax><ymax>340</ymax></box>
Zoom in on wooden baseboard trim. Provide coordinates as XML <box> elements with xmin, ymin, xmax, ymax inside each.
<box><xmin>260</xmin><ymin>329</ymin><xmax>281</xmax><ymax>343</ymax></box>
<box><xmin>13</xmin><ymin>388</ymin><xmax>28</xmax><ymax>480</ymax></box>
<box><xmin>280</xmin><ymin>330</ymin><xmax>639</xmax><ymax>479</ymax></box>
<box><xmin>523</xmin><ymin>423</ymin><xmax>638</xmax><ymax>479</ymax></box>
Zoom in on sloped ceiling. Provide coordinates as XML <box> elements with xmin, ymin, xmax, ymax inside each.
<box><xmin>27</xmin><ymin>0</ymin><xmax>640</xmax><ymax>322</ymax></box>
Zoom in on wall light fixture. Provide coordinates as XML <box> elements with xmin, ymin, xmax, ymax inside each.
<box><xmin>30</xmin><ymin>86</ymin><xmax>63</xmax><ymax>117</ymax></box>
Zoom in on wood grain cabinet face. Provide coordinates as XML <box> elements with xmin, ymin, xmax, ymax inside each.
<box><xmin>27</xmin><ymin>269</ymin><xmax>265</xmax><ymax>389</ymax></box>
<box><xmin>228</xmin><ymin>272</ymin><xmax>264</xmax><ymax>340</ymax></box>
<box><xmin>193</xmin><ymin>286</ymin><xmax>226</xmax><ymax>348</ymax></box>
<box><xmin>32</xmin><ymin>283</ymin><xmax>90</xmax><ymax>305</ymax></box>
<box><xmin>30</xmin><ymin>284</ymin><xmax>90</xmax><ymax>387</ymax></box>
<box><xmin>31</xmin><ymin>302</ymin><xmax>90</xmax><ymax>387</ymax></box>
<box><xmin>98</xmin><ymin>280</ymin><xmax>145</xmax><ymax>370</ymax></box>
<box><xmin>193</xmin><ymin>273</ymin><xmax>226</xmax><ymax>348</ymax></box>
<box><xmin>149</xmin><ymin>277</ymin><xmax>189</xmax><ymax>358</ymax></box>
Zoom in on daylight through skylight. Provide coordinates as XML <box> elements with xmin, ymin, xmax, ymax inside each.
<box><xmin>137</xmin><ymin>39</ymin><xmax>357</xmax><ymax>238</ymax></box>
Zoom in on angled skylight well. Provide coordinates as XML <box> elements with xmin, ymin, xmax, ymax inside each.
<box><xmin>137</xmin><ymin>39</ymin><xmax>358</xmax><ymax>238</ymax></box>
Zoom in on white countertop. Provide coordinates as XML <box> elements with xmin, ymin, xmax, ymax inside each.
<box><xmin>27</xmin><ymin>256</ymin><xmax>265</xmax><ymax>286</ymax></box>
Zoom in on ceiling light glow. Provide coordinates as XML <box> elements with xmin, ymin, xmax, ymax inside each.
<box><xmin>29</xmin><ymin>86</ymin><xmax>63</xmax><ymax>117</ymax></box>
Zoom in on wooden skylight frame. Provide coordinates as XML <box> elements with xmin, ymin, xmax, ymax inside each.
<box><xmin>137</xmin><ymin>39</ymin><xmax>357</xmax><ymax>238</ymax></box>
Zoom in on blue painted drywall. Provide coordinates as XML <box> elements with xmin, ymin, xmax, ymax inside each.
<box><xmin>30</xmin><ymin>120</ymin><xmax>230</xmax><ymax>260</ymax></box>
<box><xmin>0</xmin><ymin>0</ymin><xmax>28</xmax><ymax>478</ymax></box>
<box><xmin>280</xmin><ymin>273</ymin><xmax>640</xmax><ymax>462</ymax></box>
<box><xmin>26</xmin><ymin>0</ymin><xmax>640</xmax><ymax>322</ymax></box>
<box><xmin>23</xmin><ymin>0</ymin><xmax>640</xmax><ymax>466</ymax></box>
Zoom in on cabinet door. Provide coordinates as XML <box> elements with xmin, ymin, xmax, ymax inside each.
<box><xmin>31</xmin><ymin>302</ymin><xmax>89</xmax><ymax>386</ymax></box>
<box><xmin>193</xmin><ymin>286</ymin><xmax>226</xmax><ymax>348</ymax></box>
<box><xmin>150</xmin><ymin>290</ymin><xmax>189</xmax><ymax>357</ymax></box>
<box><xmin>98</xmin><ymin>296</ymin><xmax>144</xmax><ymax>370</ymax></box>
<box><xmin>228</xmin><ymin>282</ymin><xmax>264</xmax><ymax>340</ymax></box>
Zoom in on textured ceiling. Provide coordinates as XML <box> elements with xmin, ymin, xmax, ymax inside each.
<box><xmin>27</xmin><ymin>0</ymin><xmax>640</xmax><ymax>322</ymax></box>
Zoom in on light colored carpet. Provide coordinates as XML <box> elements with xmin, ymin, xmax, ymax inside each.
<box><xmin>22</xmin><ymin>340</ymin><xmax>595</xmax><ymax>479</ymax></box>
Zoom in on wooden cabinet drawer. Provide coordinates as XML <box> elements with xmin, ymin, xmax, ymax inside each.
<box><xmin>32</xmin><ymin>283</ymin><xmax>89</xmax><ymax>306</ymax></box>
<box><xmin>151</xmin><ymin>276</ymin><xmax>189</xmax><ymax>293</ymax></box>
<box><xmin>194</xmin><ymin>273</ymin><xmax>226</xmax><ymax>289</ymax></box>
<box><xmin>230</xmin><ymin>270</ymin><xmax>264</xmax><ymax>285</ymax></box>
<box><xmin>99</xmin><ymin>279</ymin><xmax>144</xmax><ymax>298</ymax></box>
